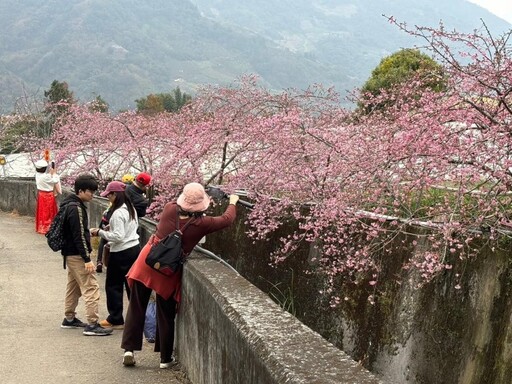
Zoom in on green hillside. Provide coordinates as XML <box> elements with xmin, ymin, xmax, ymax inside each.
<box><xmin>0</xmin><ymin>0</ymin><xmax>509</xmax><ymax>113</ymax></box>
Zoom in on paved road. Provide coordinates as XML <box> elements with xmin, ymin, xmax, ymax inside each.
<box><xmin>0</xmin><ymin>210</ymin><xmax>191</xmax><ymax>384</ymax></box>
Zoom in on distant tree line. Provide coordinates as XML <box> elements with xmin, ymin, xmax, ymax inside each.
<box><xmin>1</xmin><ymin>48</ymin><xmax>428</xmax><ymax>153</ymax></box>
<box><xmin>135</xmin><ymin>87</ymin><xmax>192</xmax><ymax>114</ymax></box>
<box><xmin>0</xmin><ymin>83</ymin><xmax>191</xmax><ymax>153</ymax></box>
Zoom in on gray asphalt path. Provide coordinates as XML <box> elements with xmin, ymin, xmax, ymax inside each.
<box><xmin>0</xmin><ymin>210</ymin><xmax>191</xmax><ymax>384</ymax></box>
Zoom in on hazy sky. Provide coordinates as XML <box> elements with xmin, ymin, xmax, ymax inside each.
<box><xmin>468</xmin><ymin>0</ymin><xmax>512</xmax><ymax>24</ymax></box>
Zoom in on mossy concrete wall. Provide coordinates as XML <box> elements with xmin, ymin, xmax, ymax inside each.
<box><xmin>177</xmin><ymin>257</ymin><xmax>382</xmax><ymax>384</ymax></box>
<box><xmin>205</xmin><ymin>207</ymin><xmax>512</xmax><ymax>384</ymax></box>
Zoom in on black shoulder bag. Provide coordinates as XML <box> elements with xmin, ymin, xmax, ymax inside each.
<box><xmin>145</xmin><ymin>211</ymin><xmax>194</xmax><ymax>275</ymax></box>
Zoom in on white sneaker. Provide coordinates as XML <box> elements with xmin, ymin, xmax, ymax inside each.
<box><xmin>123</xmin><ymin>351</ymin><xmax>135</xmax><ymax>366</ymax></box>
<box><xmin>160</xmin><ymin>357</ymin><xmax>177</xmax><ymax>369</ymax></box>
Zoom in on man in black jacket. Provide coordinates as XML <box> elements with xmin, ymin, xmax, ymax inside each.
<box><xmin>125</xmin><ymin>172</ymin><xmax>151</xmax><ymax>218</ymax></box>
<box><xmin>60</xmin><ymin>174</ymin><xmax>113</xmax><ymax>336</ymax></box>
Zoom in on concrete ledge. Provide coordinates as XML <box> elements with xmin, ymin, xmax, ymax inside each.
<box><xmin>0</xmin><ymin>178</ymin><xmax>37</xmax><ymax>216</ymax></box>
<box><xmin>177</xmin><ymin>256</ymin><xmax>383</xmax><ymax>384</ymax></box>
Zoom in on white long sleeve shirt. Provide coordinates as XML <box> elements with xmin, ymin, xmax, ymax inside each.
<box><xmin>98</xmin><ymin>204</ymin><xmax>139</xmax><ymax>252</ymax></box>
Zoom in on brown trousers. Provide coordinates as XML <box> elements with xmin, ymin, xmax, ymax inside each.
<box><xmin>64</xmin><ymin>255</ymin><xmax>100</xmax><ymax>324</ymax></box>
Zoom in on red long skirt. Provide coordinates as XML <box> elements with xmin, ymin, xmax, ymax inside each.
<box><xmin>36</xmin><ymin>190</ymin><xmax>58</xmax><ymax>234</ymax></box>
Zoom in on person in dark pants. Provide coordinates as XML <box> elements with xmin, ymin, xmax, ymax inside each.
<box><xmin>120</xmin><ymin>182</ymin><xmax>239</xmax><ymax>369</ymax></box>
<box><xmin>90</xmin><ymin>181</ymin><xmax>140</xmax><ymax>329</ymax></box>
<box><xmin>95</xmin><ymin>206</ymin><xmax>112</xmax><ymax>273</ymax></box>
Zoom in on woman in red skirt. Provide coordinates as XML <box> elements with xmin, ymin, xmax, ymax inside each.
<box><xmin>35</xmin><ymin>159</ymin><xmax>61</xmax><ymax>234</ymax></box>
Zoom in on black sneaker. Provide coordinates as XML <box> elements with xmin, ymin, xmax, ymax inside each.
<box><xmin>83</xmin><ymin>323</ymin><xmax>113</xmax><ymax>336</ymax></box>
<box><xmin>61</xmin><ymin>317</ymin><xmax>87</xmax><ymax>329</ymax></box>
<box><xmin>96</xmin><ymin>262</ymin><xmax>103</xmax><ymax>273</ymax></box>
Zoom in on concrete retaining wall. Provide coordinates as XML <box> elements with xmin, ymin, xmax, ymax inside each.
<box><xmin>0</xmin><ymin>178</ymin><xmax>37</xmax><ymax>216</ymax></box>
<box><xmin>0</xmin><ymin>178</ymin><xmax>383</xmax><ymax>384</ymax></box>
<box><xmin>177</xmin><ymin>257</ymin><xmax>382</xmax><ymax>384</ymax></box>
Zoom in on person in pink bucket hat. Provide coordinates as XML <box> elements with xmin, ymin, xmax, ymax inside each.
<box><xmin>121</xmin><ymin>182</ymin><xmax>239</xmax><ymax>369</ymax></box>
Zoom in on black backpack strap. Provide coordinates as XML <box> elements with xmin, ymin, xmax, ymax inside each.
<box><xmin>166</xmin><ymin>210</ymin><xmax>195</xmax><ymax>261</ymax></box>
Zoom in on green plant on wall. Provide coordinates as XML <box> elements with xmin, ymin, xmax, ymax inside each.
<box><xmin>262</xmin><ymin>269</ymin><xmax>296</xmax><ymax>316</ymax></box>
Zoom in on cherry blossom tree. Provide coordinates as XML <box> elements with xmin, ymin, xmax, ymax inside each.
<box><xmin>348</xmin><ymin>19</ymin><xmax>512</xmax><ymax>285</ymax></box>
<box><xmin>19</xmin><ymin>20</ymin><xmax>512</xmax><ymax>299</ymax></box>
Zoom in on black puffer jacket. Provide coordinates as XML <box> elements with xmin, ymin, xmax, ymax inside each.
<box><xmin>60</xmin><ymin>194</ymin><xmax>92</xmax><ymax>263</ymax></box>
<box><xmin>125</xmin><ymin>183</ymin><xmax>148</xmax><ymax>218</ymax></box>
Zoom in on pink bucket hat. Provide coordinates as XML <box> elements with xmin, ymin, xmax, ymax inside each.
<box><xmin>100</xmin><ymin>180</ymin><xmax>126</xmax><ymax>197</ymax></box>
<box><xmin>176</xmin><ymin>183</ymin><xmax>211</xmax><ymax>212</ymax></box>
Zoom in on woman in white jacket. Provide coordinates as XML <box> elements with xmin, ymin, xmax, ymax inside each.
<box><xmin>90</xmin><ymin>181</ymin><xmax>140</xmax><ymax>329</ymax></box>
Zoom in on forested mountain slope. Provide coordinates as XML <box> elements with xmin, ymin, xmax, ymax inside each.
<box><xmin>0</xmin><ymin>0</ymin><xmax>509</xmax><ymax>112</ymax></box>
